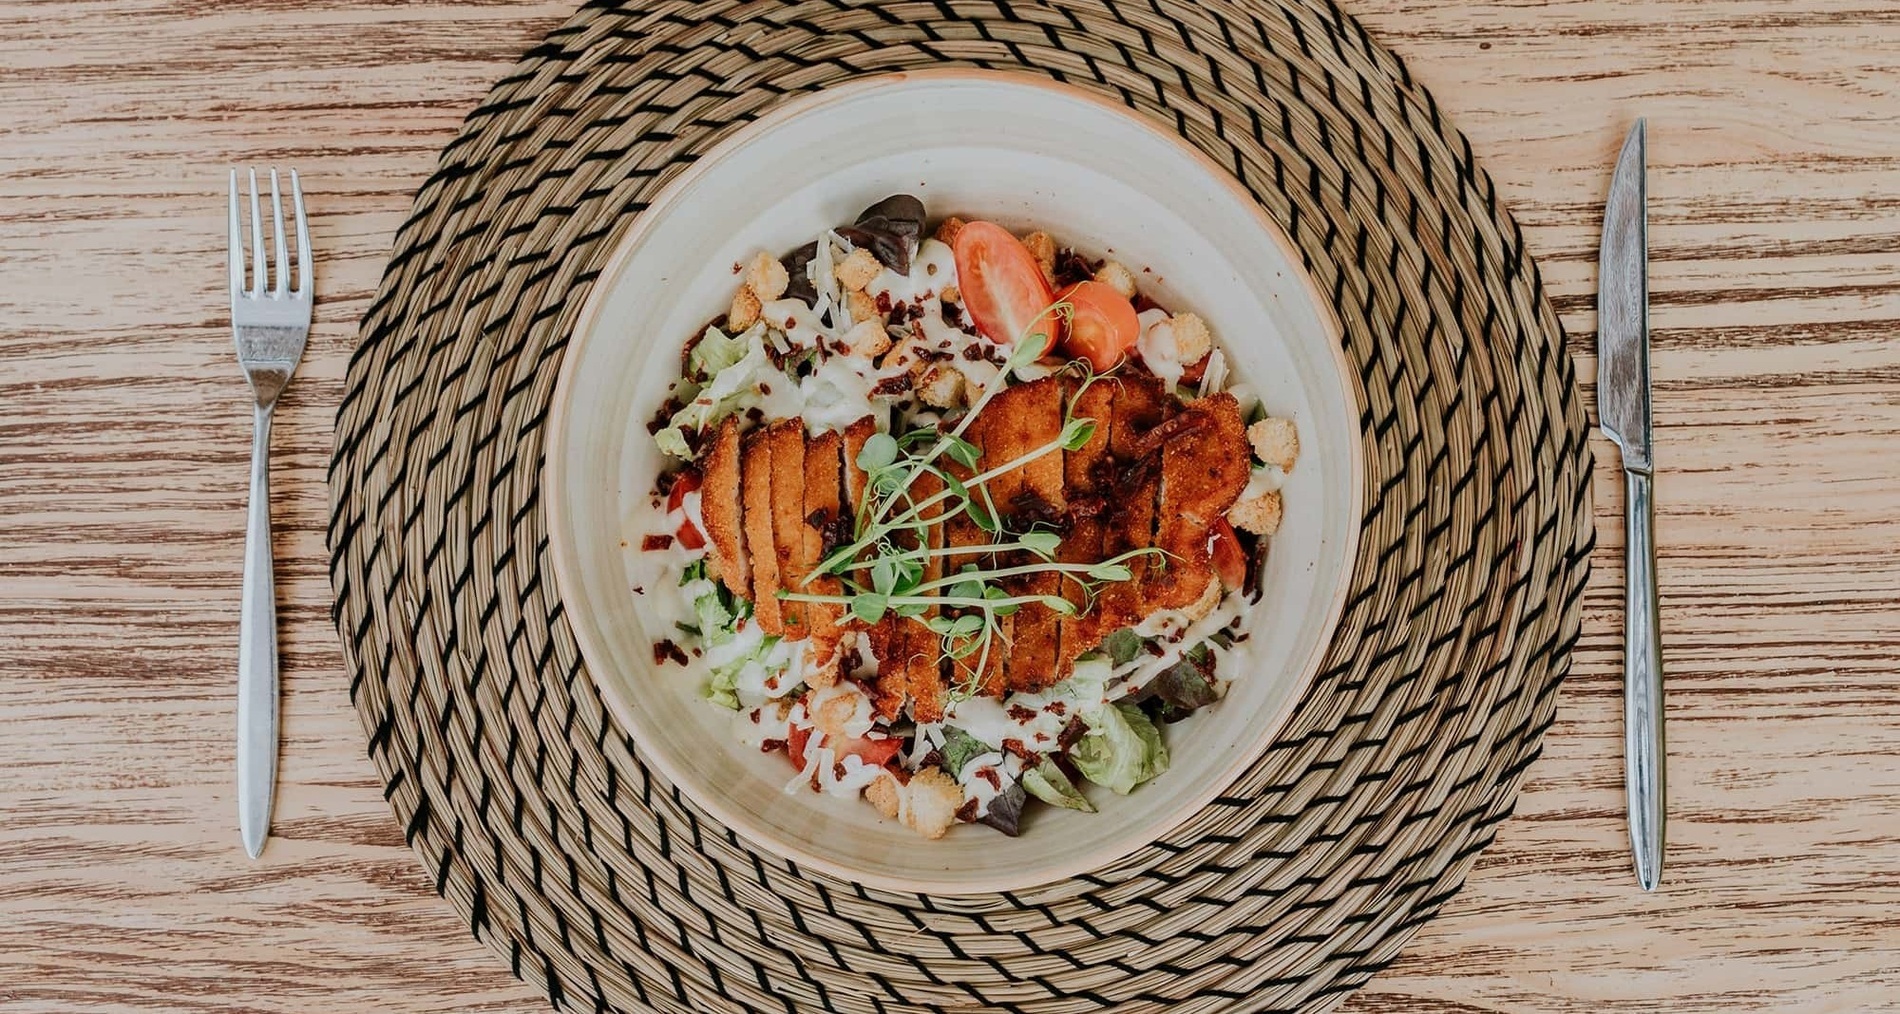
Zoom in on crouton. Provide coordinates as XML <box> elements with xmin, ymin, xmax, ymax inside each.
<box><xmin>746</xmin><ymin>251</ymin><xmax>790</xmax><ymax>301</ymax></box>
<box><xmin>1247</xmin><ymin>417</ymin><xmax>1300</xmax><ymax>471</ymax></box>
<box><xmin>846</xmin><ymin>288</ymin><xmax>879</xmax><ymax>325</ymax></box>
<box><xmin>843</xmin><ymin>318</ymin><xmax>891</xmax><ymax>359</ymax></box>
<box><xmin>1022</xmin><ymin>230</ymin><xmax>1057</xmax><ymax>284</ymax></box>
<box><xmin>904</xmin><ymin>767</ymin><xmax>963</xmax><ymax>840</ymax></box>
<box><xmin>934</xmin><ymin>216</ymin><xmax>967</xmax><ymax>246</ymax></box>
<box><xmin>1229</xmin><ymin>490</ymin><xmax>1283</xmax><ymax>536</ymax></box>
<box><xmin>834</xmin><ymin>247</ymin><xmax>882</xmax><ymax>292</ymax></box>
<box><xmin>865</xmin><ymin>771</ymin><xmax>902</xmax><ymax>820</ymax></box>
<box><xmin>1093</xmin><ymin>260</ymin><xmax>1138</xmax><ymax>300</ymax></box>
<box><xmin>1170</xmin><ymin>312</ymin><xmax>1212</xmax><ymax>364</ymax></box>
<box><xmin>913</xmin><ymin>362</ymin><xmax>965</xmax><ymax>408</ymax></box>
<box><xmin>728</xmin><ymin>285</ymin><xmax>762</xmax><ymax>332</ymax></box>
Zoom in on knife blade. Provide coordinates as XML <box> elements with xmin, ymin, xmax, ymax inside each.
<box><xmin>1598</xmin><ymin>119</ymin><xmax>1665</xmax><ymax>891</ymax></box>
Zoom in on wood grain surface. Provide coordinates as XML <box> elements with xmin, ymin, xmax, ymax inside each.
<box><xmin>3</xmin><ymin>2</ymin><xmax>1897</xmax><ymax>1011</ymax></box>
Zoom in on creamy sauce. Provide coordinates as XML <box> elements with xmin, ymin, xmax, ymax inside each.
<box><xmin>957</xmin><ymin>750</ymin><xmax>1025</xmax><ymax>817</ymax></box>
<box><xmin>1135</xmin><ymin>308</ymin><xmax>1183</xmax><ymax>390</ymax></box>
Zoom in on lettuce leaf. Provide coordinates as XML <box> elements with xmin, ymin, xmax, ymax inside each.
<box><xmin>1072</xmin><ymin>703</ymin><xmax>1169</xmax><ymax>795</ymax></box>
<box><xmin>1022</xmin><ymin>758</ymin><xmax>1096</xmax><ymax>813</ymax></box>
<box><xmin>655</xmin><ymin>325</ymin><xmax>772</xmax><ymax>459</ymax></box>
<box><xmin>704</xmin><ymin>667</ymin><xmax>740</xmax><ymax>710</ymax></box>
<box><xmin>1101</xmin><ymin>627</ymin><xmax>1145</xmax><ymax>667</ymax></box>
<box><xmin>939</xmin><ymin>727</ymin><xmax>987</xmax><ymax>777</ymax></box>
<box><xmin>978</xmin><ymin>782</ymin><xmax>1026</xmax><ymax>837</ymax></box>
<box><xmin>688</xmin><ymin>325</ymin><xmax>748</xmax><ymax>381</ymax></box>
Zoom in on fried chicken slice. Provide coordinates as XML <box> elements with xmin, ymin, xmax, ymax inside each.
<box><xmin>766</xmin><ymin>420</ymin><xmax>808</xmax><ymax>637</ymax></box>
<box><xmin>1057</xmin><ymin>378</ymin><xmax>1116</xmax><ymax>673</ymax></box>
<box><xmin>802</xmin><ymin>429</ymin><xmax>845</xmax><ymax>685</ymax></box>
<box><xmin>1147</xmin><ymin>392</ymin><xmax>1252</xmax><ymax>610</ymax></box>
<box><xmin>701</xmin><ymin>417</ymin><xmax>748</xmax><ymax>598</ymax></box>
<box><xmin>740</xmin><ymin>427</ymin><xmax>783</xmax><ymax>635</ymax></box>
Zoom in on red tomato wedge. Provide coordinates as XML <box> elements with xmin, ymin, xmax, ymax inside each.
<box><xmin>1211</xmin><ymin>518</ymin><xmax>1248</xmax><ymax>591</ymax></box>
<box><xmin>787</xmin><ymin>725</ymin><xmax>902</xmax><ymax>771</ymax></box>
<box><xmin>1056</xmin><ymin>280</ymin><xmax>1142</xmax><ymax>371</ymax></box>
<box><xmin>952</xmin><ymin>221</ymin><xmax>1062</xmax><ymax>350</ymax></box>
<box><xmin>666</xmin><ymin>470</ymin><xmax>707</xmax><ymax>551</ymax></box>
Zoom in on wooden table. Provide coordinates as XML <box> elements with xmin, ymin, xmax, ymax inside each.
<box><xmin>5</xmin><ymin>2</ymin><xmax>1897</xmax><ymax>1011</ymax></box>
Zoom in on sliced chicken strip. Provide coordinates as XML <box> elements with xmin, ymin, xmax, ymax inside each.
<box><xmin>765</xmin><ymin>420</ymin><xmax>808</xmax><ymax>637</ymax></box>
<box><xmin>701</xmin><ymin>417</ymin><xmax>748</xmax><ymax>598</ymax></box>
<box><xmin>802</xmin><ymin>429</ymin><xmax>844</xmax><ymax>686</ymax></box>
<box><xmin>1057</xmin><ymin>378</ymin><xmax>1115</xmax><ymax>673</ymax></box>
<box><xmin>740</xmin><ymin>427</ymin><xmax>783</xmax><ymax>635</ymax></box>
<box><xmin>1148</xmin><ymin>393</ymin><xmax>1251</xmax><ymax>610</ymax></box>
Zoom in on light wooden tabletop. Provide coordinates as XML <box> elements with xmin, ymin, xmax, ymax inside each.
<box><xmin>4</xmin><ymin>2</ymin><xmax>1898</xmax><ymax>1011</ymax></box>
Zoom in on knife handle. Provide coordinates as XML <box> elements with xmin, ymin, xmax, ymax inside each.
<box><xmin>1623</xmin><ymin>467</ymin><xmax>1665</xmax><ymax>890</ymax></box>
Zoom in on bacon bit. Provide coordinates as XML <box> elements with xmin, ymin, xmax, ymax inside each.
<box><xmin>942</xmin><ymin>303</ymin><xmax>967</xmax><ymax>328</ymax></box>
<box><xmin>760</xmin><ymin>739</ymin><xmax>787</xmax><ymax>753</ymax></box>
<box><xmin>641</xmin><ymin>534</ymin><xmax>674</xmax><ymax>552</ymax></box>
<box><xmin>1001</xmin><ymin>738</ymin><xmax>1036</xmax><ymax>762</ymax></box>
<box><xmin>875</xmin><ymin>292</ymin><xmax>894</xmax><ymax>314</ymax></box>
<box><xmin>918</xmin><ymin>748</ymin><xmax>945</xmax><ymax>771</ymax></box>
<box><xmin>1053</xmin><ymin>248</ymin><xmax>1097</xmax><ymax>287</ymax></box>
<box><xmin>759</xmin><ymin>382</ymin><xmax>772</xmax><ymax>396</ymax></box>
<box><xmin>652</xmin><ymin>639</ymin><xmax>689</xmax><ymax>667</ymax></box>
<box><xmin>1046</xmin><ymin>700</ymin><xmax>1068</xmax><ymax>717</ymax></box>
<box><xmin>647</xmin><ymin>395</ymin><xmax>684</xmax><ymax>435</ymax></box>
<box><xmin>960</xmin><ymin>342</ymin><xmax>988</xmax><ymax>361</ymax></box>
<box><xmin>1007</xmin><ymin>704</ymin><xmax>1038</xmax><ymax>722</ymax></box>
<box><xmin>1058</xmin><ymin>717</ymin><xmax>1088</xmax><ymax>751</ymax></box>
<box><xmin>976</xmin><ymin>767</ymin><xmax>1002</xmax><ymax>789</ymax></box>
<box><xmin>955</xmin><ymin>798</ymin><xmax>980</xmax><ymax>823</ymax></box>
<box><xmin>745</xmin><ymin>406</ymin><xmax>765</xmax><ymax>424</ymax></box>
<box><xmin>872</xmin><ymin>374</ymin><xmax>912</xmax><ymax>396</ymax></box>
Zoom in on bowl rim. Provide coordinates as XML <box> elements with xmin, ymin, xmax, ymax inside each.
<box><xmin>544</xmin><ymin>68</ymin><xmax>1365</xmax><ymax>893</ymax></box>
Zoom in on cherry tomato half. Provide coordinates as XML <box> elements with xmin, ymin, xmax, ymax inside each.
<box><xmin>1210</xmin><ymin>518</ymin><xmax>1248</xmax><ymax>591</ymax></box>
<box><xmin>1056</xmin><ymin>280</ymin><xmax>1142</xmax><ymax>371</ymax></box>
<box><xmin>787</xmin><ymin>724</ymin><xmax>903</xmax><ymax>772</ymax></box>
<box><xmin>666</xmin><ymin>470</ymin><xmax>707</xmax><ymax>551</ymax></box>
<box><xmin>952</xmin><ymin>221</ymin><xmax>1063</xmax><ymax>350</ymax></box>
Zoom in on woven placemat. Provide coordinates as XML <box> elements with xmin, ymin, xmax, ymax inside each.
<box><xmin>329</xmin><ymin>2</ymin><xmax>1594</xmax><ymax>1011</ymax></box>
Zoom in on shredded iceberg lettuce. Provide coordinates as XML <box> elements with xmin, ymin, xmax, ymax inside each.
<box><xmin>655</xmin><ymin>323</ymin><xmax>774</xmax><ymax>459</ymax></box>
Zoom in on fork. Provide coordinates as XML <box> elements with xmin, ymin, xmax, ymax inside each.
<box><xmin>228</xmin><ymin>168</ymin><xmax>311</xmax><ymax>859</ymax></box>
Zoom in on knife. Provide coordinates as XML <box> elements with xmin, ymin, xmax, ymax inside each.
<box><xmin>1598</xmin><ymin>119</ymin><xmax>1664</xmax><ymax>891</ymax></box>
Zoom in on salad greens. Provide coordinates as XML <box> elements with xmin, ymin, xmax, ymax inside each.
<box><xmin>1072</xmin><ymin>703</ymin><xmax>1170</xmax><ymax>795</ymax></box>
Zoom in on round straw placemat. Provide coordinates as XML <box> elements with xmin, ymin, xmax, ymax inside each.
<box><xmin>329</xmin><ymin>2</ymin><xmax>1594</xmax><ymax>1011</ymax></box>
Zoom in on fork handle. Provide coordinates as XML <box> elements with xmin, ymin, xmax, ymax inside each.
<box><xmin>238</xmin><ymin>403</ymin><xmax>279</xmax><ymax>859</ymax></box>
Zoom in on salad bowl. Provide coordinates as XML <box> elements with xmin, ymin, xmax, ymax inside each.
<box><xmin>544</xmin><ymin>70</ymin><xmax>1363</xmax><ymax>893</ymax></box>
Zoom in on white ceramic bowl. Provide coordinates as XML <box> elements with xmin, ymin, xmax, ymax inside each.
<box><xmin>546</xmin><ymin>71</ymin><xmax>1362</xmax><ymax>894</ymax></box>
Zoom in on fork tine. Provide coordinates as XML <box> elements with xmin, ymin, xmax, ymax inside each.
<box><xmin>269</xmin><ymin>169</ymin><xmax>288</xmax><ymax>297</ymax></box>
<box><xmin>227</xmin><ymin>169</ymin><xmax>244</xmax><ymax>299</ymax></box>
<box><xmin>291</xmin><ymin>170</ymin><xmax>311</xmax><ymax>297</ymax></box>
<box><xmin>247</xmin><ymin>169</ymin><xmax>265</xmax><ymax>298</ymax></box>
